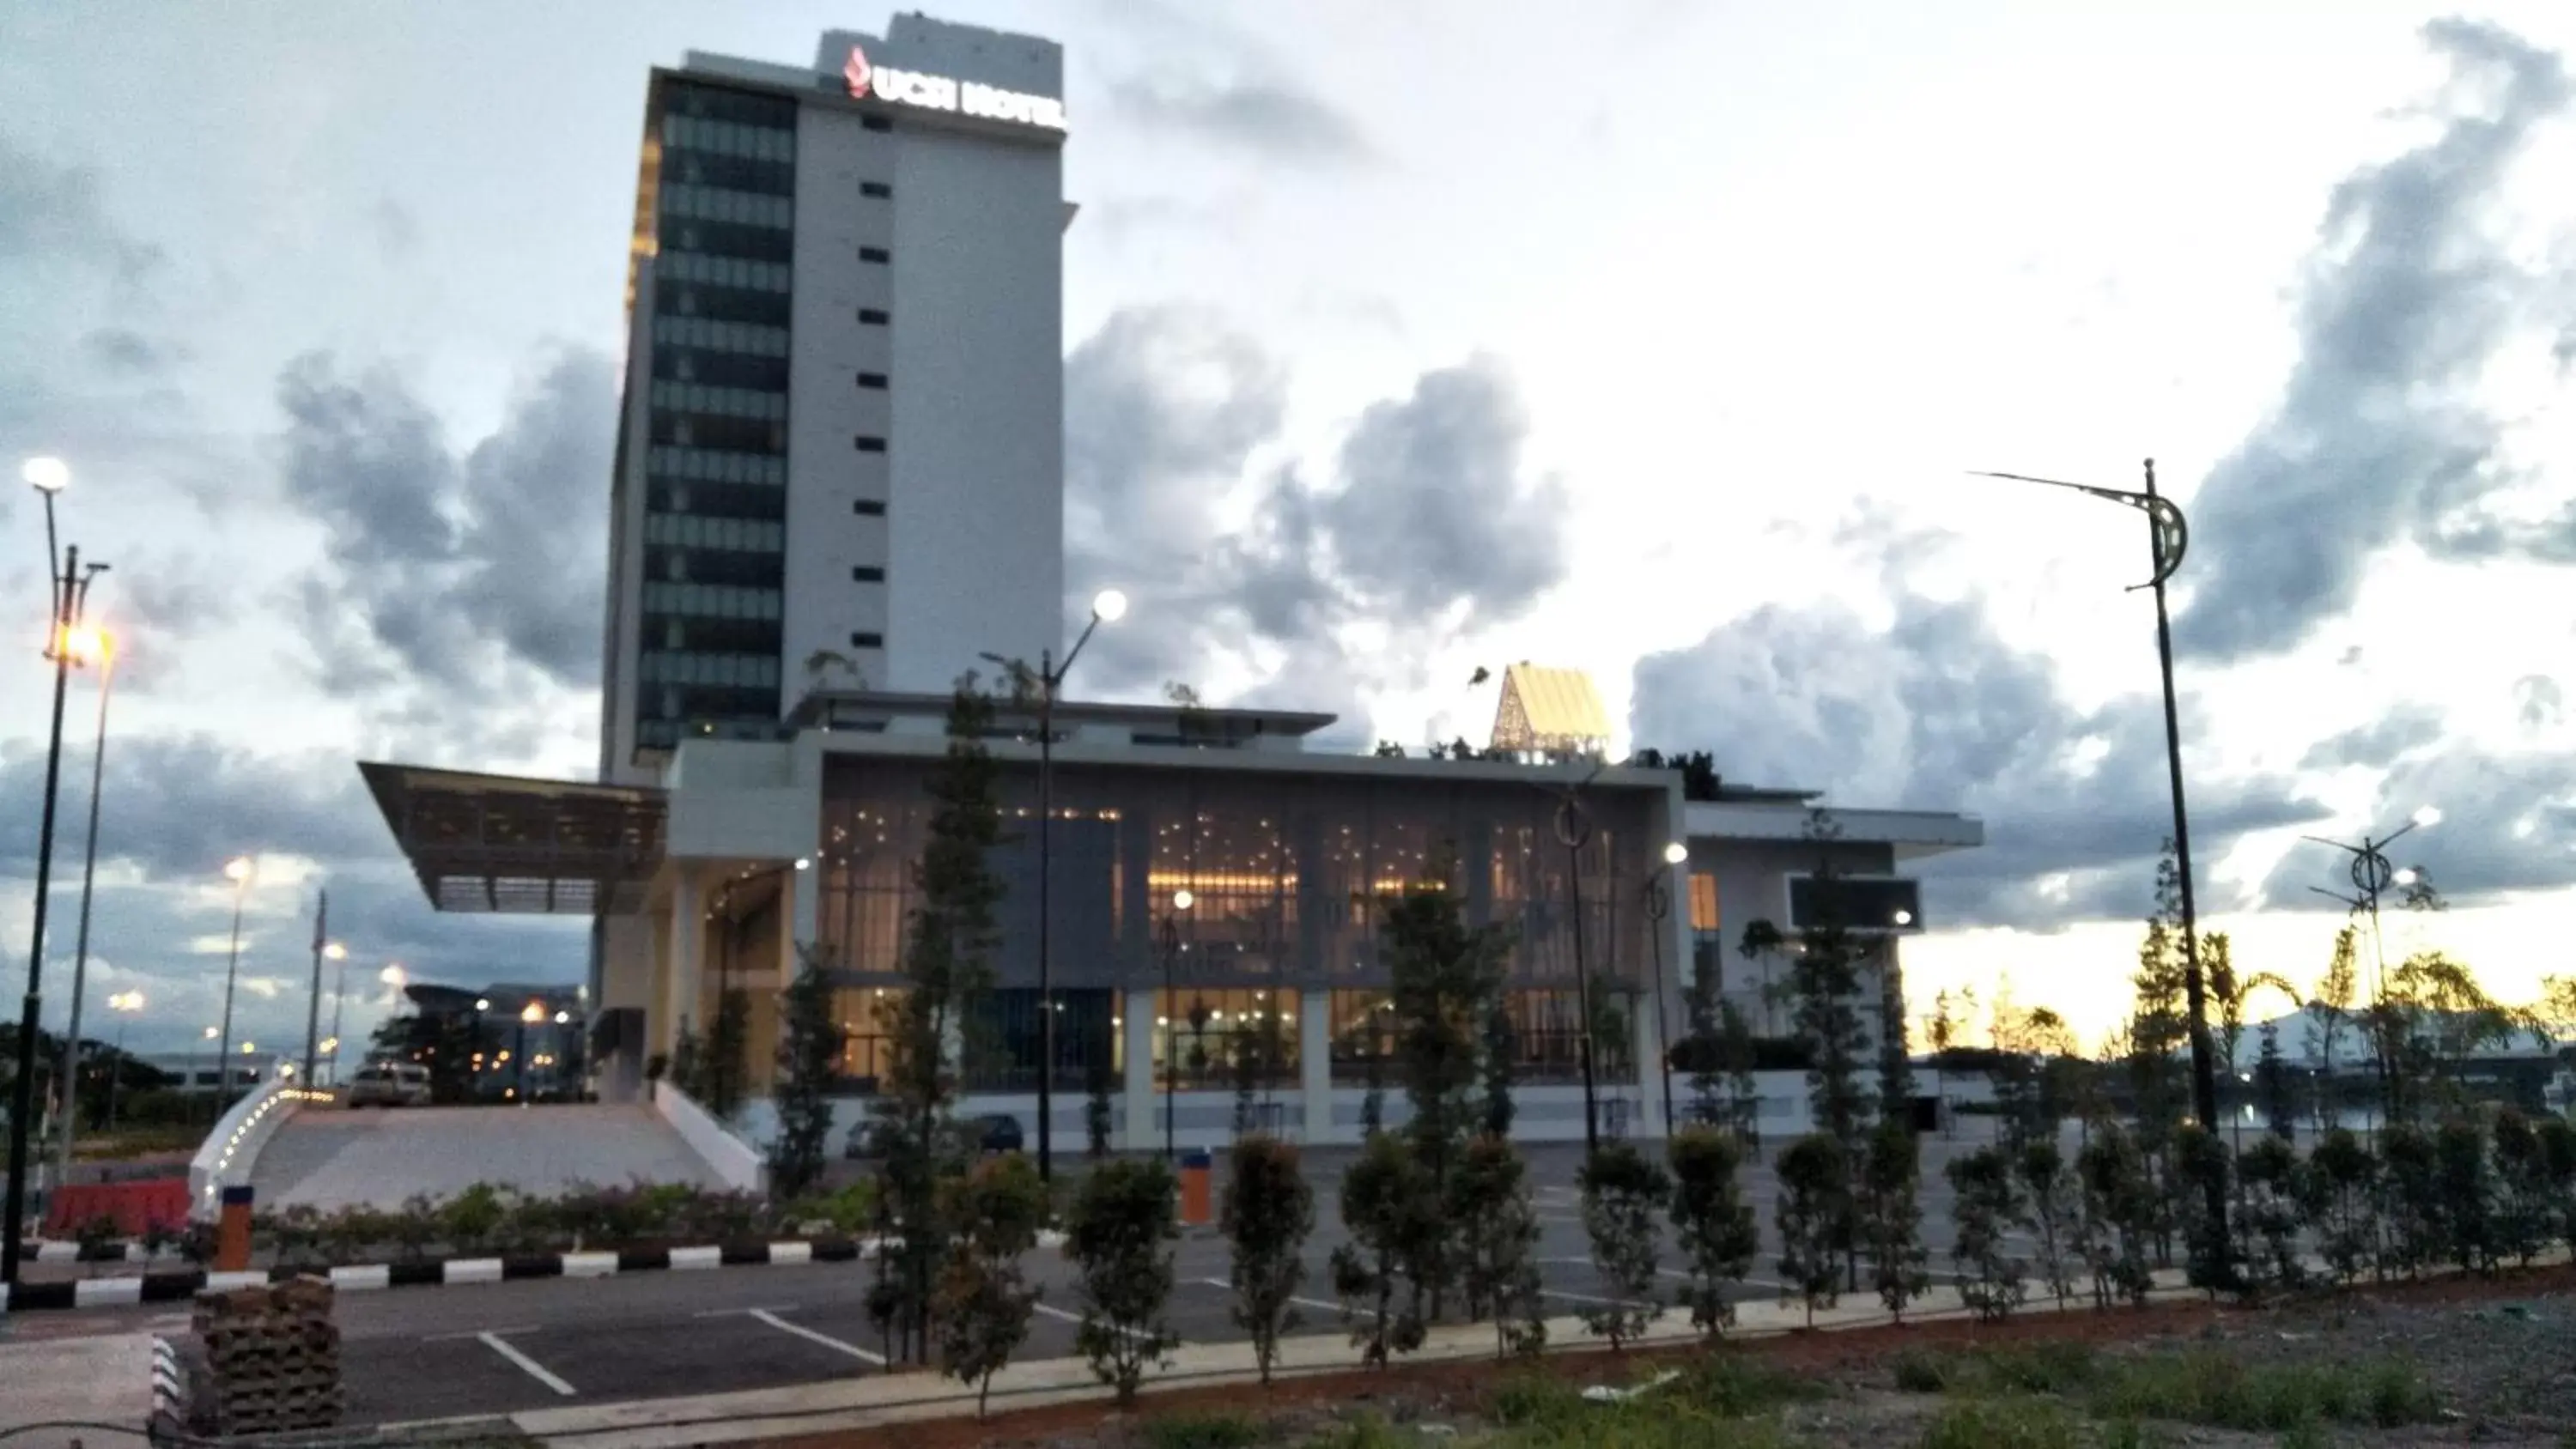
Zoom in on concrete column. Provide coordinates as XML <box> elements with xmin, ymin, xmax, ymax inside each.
<box><xmin>646</xmin><ymin>901</ymin><xmax>672</xmax><ymax>1057</ymax></box>
<box><xmin>1122</xmin><ymin>986</ymin><xmax>1156</xmax><ymax>1148</ymax></box>
<box><xmin>1299</xmin><ymin>992</ymin><xmax>1331</xmax><ymax>1143</ymax></box>
<box><xmin>790</xmin><ymin>863</ymin><xmax>819</xmax><ymax>967</ymax></box>
<box><xmin>1632</xmin><ymin>991</ymin><xmax>1666</xmax><ymax>1139</ymax></box>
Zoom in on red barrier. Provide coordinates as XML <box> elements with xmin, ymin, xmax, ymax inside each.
<box><xmin>43</xmin><ymin>1178</ymin><xmax>192</xmax><ymax>1237</ymax></box>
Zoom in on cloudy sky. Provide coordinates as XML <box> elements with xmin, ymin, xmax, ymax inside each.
<box><xmin>2</xmin><ymin>1</ymin><xmax>2573</xmax><ymax>1061</ymax></box>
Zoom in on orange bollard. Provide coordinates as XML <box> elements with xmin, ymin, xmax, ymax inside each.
<box><xmin>216</xmin><ymin>1185</ymin><xmax>255</xmax><ymax>1272</ymax></box>
<box><xmin>1178</xmin><ymin>1149</ymin><xmax>1213</xmax><ymax>1227</ymax></box>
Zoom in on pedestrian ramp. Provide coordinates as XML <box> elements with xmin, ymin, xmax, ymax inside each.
<box><xmin>248</xmin><ymin>1104</ymin><xmax>730</xmax><ymax>1210</ymax></box>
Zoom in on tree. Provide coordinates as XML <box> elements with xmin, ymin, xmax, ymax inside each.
<box><xmin>1084</xmin><ymin>1055</ymin><xmax>1115</xmax><ymax>1159</ymax></box>
<box><xmin>1455</xmin><ymin>1135</ymin><xmax>1546</xmax><ymax>1358</ymax></box>
<box><xmin>937</xmin><ymin>1153</ymin><xmax>1048</xmax><ymax>1417</ymax></box>
<box><xmin>2018</xmin><ymin>1138</ymin><xmax>2078</xmax><ymax>1310</ymax></box>
<box><xmin>1666</xmin><ymin>1126</ymin><xmax>1759</xmax><ymax>1340</ymax></box>
<box><xmin>1718</xmin><ymin>1003</ymin><xmax>1763</xmax><ymax>1149</ymax></box>
<box><xmin>2433</xmin><ymin>1118</ymin><xmax>2494</xmax><ymax>1275</ymax></box>
<box><xmin>2206</xmin><ymin>936</ymin><xmax>2294</xmax><ymax>1147</ymax></box>
<box><xmin>2173</xmin><ymin>1125</ymin><xmax>2236</xmax><ymax>1295</ymax></box>
<box><xmin>870</xmin><ymin>682</ymin><xmax>1011</xmax><ymax>1364</ymax></box>
<box><xmin>1788</xmin><ymin>815</ymin><xmax>1873</xmax><ymax>1289</ymax></box>
<box><xmin>706</xmin><ymin>984</ymin><xmax>752</xmax><ymax>1121</ymax></box>
<box><xmin>1859</xmin><ymin>1121</ymin><xmax>1929</xmax><ymax>1321</ymax></box>
<box><xmin>2253</xmin><ymin>1023</ymin><xmax>2295</xmax><ymax>1142</ymax></box>
<box><xmin>1736</xmin><ymin>918</ymin><xmax>1788</xmax><ymax>1036</ymax></box>
<box><xmin>1066</xmin><ymin>1156</ymin><xmax>1180</xmax><ymax>1405</ymax></box>
<box><xmin>2298</xmin><ymin>1128</ymin><xmax>2380</xmax><ymax>1284</ymax></box>
<box><xmin>2487</xmin><ymin>1108</ymin><xmax>2551</xmax><ymax>1269</ymax></box>
<box><xmin>768</xmin><ymin>946</ymin><xmax>841</xmax><ymax>1199</ymax></box>
<box><xmin>2533</xmin><ymin>1116</ymin><xmax>2576</xmax><ymax>1261</ymax></box>
<box><xmin>1874</xmin><ymin>943</ymin><xmax>1916</xmax><ymax>1131</ymax></box>
<box><xmin>2075</xmin><ymin>1124</ymin><xmax>2154</xmax><ymax>1307</ymax></box>
<box><xmin>1332</xmin><ymin>1132</ymin><xmax>1428</xmax><ymax>1367</ymax></box>
<box><xmin>1479</xmin><ymin>1000</ymin><xmax>1517</xmax><ymax>1137</ymax></box>
<box><xmin>667</xmin><ymin>1019</ymin><xmax>704</xmax><ymax>1101</ymax></box>
<box><xmin>2307</xmin><ymin>926</ymin><xmax>2360</xmax><ymax>1132</ymax></box>
<box><xmin>1774</xmin><ymin>1134</ymin><xmax>1848</xmax><ymax>1327</ymax></box>
<box><xmin>1945</xmin><ymin>1144</ymin><xmax>2025</xmax><ymax>1322</ymax></box>
<box><xmin>2233</xmin><ymin>1134</ymin><xmax>2304</xmax><ymax>1294</ymax></box>
<box><xmin>2378</xmin><ymin>1124</ymin><xmax>2443</xmax><ymax>1276</ymax></box>
<box><xmin>1221</xmin><ymin>1134</ymin><xmax>1314</xmax><ymax>1385</ymax></box>
<box><xmin>1378</xmin><ymin>850</ymin><xmax>1514</xmax><ymax>1320</ymax></box>
<box><xmin>1577</xmin><ymin>1141</ymin><xmax>1668</xmax><ymax>1349</ymax></box>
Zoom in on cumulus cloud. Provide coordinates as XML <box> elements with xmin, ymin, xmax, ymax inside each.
<box><xmin>1109</xmin><ymin>76</ymin><xmax>1371</xmax><ymax>165</ymax></box>
<box><xmin>275</xmin><ymin>348</ymin><xmax>613</xmax><ymax>700</ymax></box>
<box><xmin>2180</xmin><ymin>20</ymin><xmax>2576</xmax><ymax>662</ymax></box>
<box><xmin>0</xmin><ymin>134</ymin><xmax>163</xmax><ymax>286</ymax></box>
<box><xmin>1064</xmin><ymin>306</ymin><xmax>1570</xmax><ymax>726</ymax></box>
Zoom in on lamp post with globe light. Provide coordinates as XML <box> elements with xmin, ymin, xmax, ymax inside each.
<box><xmin>981</xmin><ymin>586</ymin><xmax>1127</xmax><ymax>1184</ymax></box>
<box><xmin>1643</xmin><ymin>840</ymin><xmax>1689</xmax><ymax>1131</ymax></box>
<box><xmin>303</xmin><ymin>925</ymin><xmax>345</xmax><ymax>1090</ymax></box>
<box><xmin>52</xmin><ymin>624</ymin><xmax>118</xmax><ymax>1187</ymax></box>
<box><xmin>1159</xmin><ymin>888</ymin><xmax>1193</xmax><ymax>1160</ymax></box>
<box><xmin>4</xmin><ymin>456</ymin><xmax>109</xmax><ymax>1288</ymax></box>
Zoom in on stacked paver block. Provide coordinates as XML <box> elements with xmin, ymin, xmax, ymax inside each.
<box><xmin>188</xmin><ymin>1277</ymin><xmax>343</xmax><ymax>1435</ymax></box>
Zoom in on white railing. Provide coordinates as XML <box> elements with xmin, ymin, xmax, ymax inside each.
<box><xmin>186</xmin><ymin>1080</ymin><xmax>321</xmax><ymax>1222</ymax></box>
<box><xmin>653</xmin><ymin>1080</ymin><xmax>769</xmax><ymax>1193</ymax></box>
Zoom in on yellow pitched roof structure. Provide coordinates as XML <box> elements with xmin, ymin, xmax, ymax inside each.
<box><xmin>1489</xmin><ymin>664</ymin><xmax>1611</xmax><ymax>759</ymax></box>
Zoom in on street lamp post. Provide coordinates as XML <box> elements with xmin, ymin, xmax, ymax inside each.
<box><xmin>2303</xmin><ymin>808</ymin><xmax>2439</xmax><ymax>1126</ymax></box>
<box><xmin>52</xmin><ymin>626</ymin><xmax>117</xmax><ymax>1187</ymax></box>
<box><xmin>984</xmin><ymin>586</ymin><xmax>1126</xmax><ymax>1185</ymax></box>
<box><xmin>1644</xmin><ymin>840</ymin><xmax>1688</xmax><ymax>1132</ymax></box>
<box><xmin>1555</xmin><ymin>797</ymin><xmax>1601</xmax><ymax>1155</ymax></box>
<box><xmin>1160</xmin><ymin>889</ymin><xmax>1192</xmax><ymax>1161</ymax></box>
<box><xmin>102</xmin><ymin>992</ymin><xmax>143</xmax><ymax>1131</ymax></box>
<box><xmin>5</xmin><ymin>456</ymin><xmax>106</xmax><ymax>1288</ymax></box>
<box><xmin>301</xmin><ymin>888</ymin><xmax>343</xmax><ymax>1088</ymax></box>
<box><xmin>214</xmin><ymin>857</ymin><xmax>255</xmax><ymax>1123</ymax></box>
<box><xmin>1972</xmin><ymin>458</ymin><xmax>2227</xmax><ymax>1274</ymax></box>
<box><xmin>196</xmin><ymin>1027</ymin><xmax>217</xmax><ymax>1111</ymax></box>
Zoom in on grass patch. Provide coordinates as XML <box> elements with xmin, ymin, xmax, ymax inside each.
<box><xmin>2088</xmin><ymin>1350</ymin><xmax>2441</xmax><ymax>1432</ymax></box>
<box><xmin>1143</xmin><ymin>1411</ymin><xmax>1265</xmax><ymax>1449</ymax></box>
<box><xmin>1890</xmin><ymin>1343</ymin><xmax>2100</xmax><ymax>1397</ymax></box>
<box><xmin>1918</xmin><ymin>1397</ymin><xmax>2084</xmax><ymax>1449</ymax></box>
<box><xmin>1667</xmin><ymin>1351</ymin><xmax>1825</xmax><ymax>1417</ymax></box>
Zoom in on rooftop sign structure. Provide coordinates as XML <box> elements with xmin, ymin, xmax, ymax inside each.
<box><xmin>1490</xmin><ymin>664</ymin><xmax>1611</xmax><ymax>761</ymax></box>
<box><xmin>841</xmin><ymin>40</ymin><xmax>1066</xmax><ymax>132</ymax></box>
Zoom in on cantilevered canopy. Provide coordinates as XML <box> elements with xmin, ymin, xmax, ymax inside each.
<box><xmin>1490</xmin><ymin>664</ymin><xmax>1611</xmax><ymax>759</ymax></box>
<box><xmin>358</xmin><ymin>761</ymin><xmax>665</xmax><ymax>914</ymax></box>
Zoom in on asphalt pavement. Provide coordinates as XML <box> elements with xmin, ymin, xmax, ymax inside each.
<box><xmin>25</xmin><ymin>1125</ymin><xmax>2059</xmax><ymax>1426</ymax></box>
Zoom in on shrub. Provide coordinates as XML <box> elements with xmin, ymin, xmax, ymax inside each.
<box><xmin>1221</xmin><ymin>1133</ymin><xmax>1315</xmax><ymax>1384</ymax></box>
<box><xmin>2379</xmin><ymin>1124</ymin><xmax>2443</xmax><ymax>1276</ymax></box>
<box><xmin>937</xmin><ymin>1153</ymin><xmax>1048</xmax><ymax>1416</ymax></box>
<box><xmin>1945</xmin><ymin>1143</ymin><xmax>2025</xmax><ymax>1322</ymax></box>
<box><xmin>1919</xmin><ymin>1397</ymin><xmax>2082</xmax><ymax>1449</ymax></box>
<box><xmin>1139</xmin><ymin>1413</ymin><xmax>1262</xmax><ymax>1449</ymax></box>
<box><xmin>1773</xmin><ymin>1133</ymin><xmax>1848</xmax><ymax>1327</ymax></box>
<box><xmin>2017</xmin><ymin>1137</ymin><xmax>2078</xmax><ymax>1309</ymax></box>
<box><xmin>1455</xmin><ymin>1134</ymin><xmax>1546</xmax><ymax>1359</ymax></box>
<box><xmin>2233</xmin><ymin>1134</ymin><xmax>2305</xmax><ymax>1292</ymax></box>
<box><xmin>1065</xmin><ymin>1156</ymin><xmax>1180</xmax><ymax>1405</ymax></box>
<box><xmin>2076</xmin><ymin>1123</ymin><xmax>2154</xmax><ymax>1307</ymax></box>
<box><xmin>1577</xmin><ymin>1140</ymin><xmax>1668</xmax><ymax>1349</ymax></box>
<box><xmin>1666</xmin><ymin>1126</ymin><xmax>1759</xmax><ymax>1340</ymax></box>
<box><xmin>74</xmin><ymin>1212</ymin><xmax>123</xmax><ymax>1256</ymax></box>
<box><xmin>1858</xmin><ymin>1121</ymin><xmax>1929</xmax><ymax>1321</ymax></box>
<box><xmin>441</xmin><ymin>1182</ymin><xmax>508</xmax><ymax>1253</ymax></box>
<box><xmin>2434</xmin><ymin>1118</ymin><xmax>2494</xmax><ymax>1274</ymax></box>
<box><xmin>2297</xmin><ymin>1129</ymin><xmax>2379</xmax><ymax>1284</ymax></box>
<box><xmin>2489</xmin><ymin>1108</ymin><xmax>2554</xmax><ymax>1267</ymax></box>
<box><xmin>1669</xmin><ymin>1350</ymin><xmax>1819</xmax><ymax>1417</ymax></box>
<box><xmin>2172</xmin><ymin>1125</ymin><xmax>2235</xmax><ymax>1295</ymax></box>
<box><xmin>2536</xmin><ymin>1114</ymin><xmax>2576</xmax><ymax>1257</ymax></box>
<box><xmin>2090</xmin><ymin>1349</ymin><xmax>2440</xmax><ymax>1431</ymax></box>
<box><xmin>1332</xmin><ymin>1132</ymin><xmax>1428</xmax><ymax>1367</ymax></box>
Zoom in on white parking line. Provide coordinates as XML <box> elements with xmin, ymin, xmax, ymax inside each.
<box><xmin>1194</xmin><ymin>1276</ymin><xmax>1340</xmax><ymax>1317</ymax></box>
<box><xmin>426</xmin><ymin>1325</ymin><xmax>537</xmax><ymax>1342</ymax></box>
<box><xmin>749</xmin><ymin>1309</ymin><xmax>885</xmax><ymax>1366</ymax></box>
<box><xmin>477</xmin><ymin>1332</ymin><xmax>575</xmax><ymax>1397</ymax></box>
<box><xmin>692</xmin><ymin>1304</ymin><xmax>799</xmax><ymax>1319</ymax></box>
<box><xmin>1032</xmin><ymin>1300</ymin><xmax>1178</xmax><ymax>1344</ymax></box>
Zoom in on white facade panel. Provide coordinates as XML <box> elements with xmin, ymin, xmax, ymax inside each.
<box><xmin>884</xmin><ymin>128</ymin><xmax>1062</xmax><ymax>694</ymax></box>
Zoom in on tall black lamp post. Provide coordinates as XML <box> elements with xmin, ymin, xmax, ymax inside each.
<box><xmin>1159</xmin><ymin>890</ymin><xmax>1192</xmax><ymax>1159</ymax></box>
<box><xmin>1643</xmin><ymin>840</ymin><xmax>1688</xmax><ymax>1133</ymax></box>
<box><xmin>1554</xmin><ymin>796</ymin><xmax>1601</xmax><ymax>1155</ymax></box>
<box><xmin>4</xmin><ymin>456</ymin><xmax>106</xmax><ymax>1288</ymax></box>
<box><xmin>984</xmin><ymin>586</ymin><xmax>1126</xmax><ymax>1185</ymax></box>
<box><xmin>1972</xmin><ymin>458</ymin><xmax>2227</xmax><ymax>1270</ymax></box>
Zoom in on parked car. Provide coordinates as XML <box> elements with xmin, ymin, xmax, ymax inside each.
<box><xmin>344</xmin><ymin>1062</ymin><xmax>432</xmax><ymax>1108</ymax></box>
<box><xmin>841</xmin><ymin>1113</ymin><xmax>1024</xmax><ymax>1158</ymax></box>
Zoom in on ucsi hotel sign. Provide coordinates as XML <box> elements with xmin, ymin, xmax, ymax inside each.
<box><xmin>843</xmin><ymin>43</ymin><xmax>1066</xmax><ymax>132</ymax></box>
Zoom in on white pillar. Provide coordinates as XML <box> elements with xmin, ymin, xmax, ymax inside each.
<box><xmin>1122</xmin><ymin>987</ymin><xmax>1156</xmax><ymax>1149</ymax></box>
<box><xmin>1633</xmin><ymin>994</ymin><xmax>1666</xmax><ymax>1139</ymax></box>
<box><xmin>1300</xmin><ymin>995</ymin><xmax>1331</xmax><ymax>1143</ymax></box>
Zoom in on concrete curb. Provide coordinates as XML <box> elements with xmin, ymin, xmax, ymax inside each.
<box><xmin>2</xmin><ymin>1232</ymin><xmax>1072</xmax><ymax>1313</ymax></box>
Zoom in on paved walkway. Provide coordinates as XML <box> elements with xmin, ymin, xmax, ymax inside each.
<box><xmin>252</xmin><ymin>1105</ymin><xmax>728</xmax><ymax>1210</ymax></box>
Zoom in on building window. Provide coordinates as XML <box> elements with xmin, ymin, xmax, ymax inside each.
<box><xmin>859</xmin><ymin>246</ymin><xmax>890</xmax><ymax>264</ymax></box>
<box><xmin>858</xmin><ymin>307</ymin><xmax>890</xmax><ymax>325</ymax></box>
<box><xmin>1689</xmin><ymin>873</ymin><xmax>1719</xmax><ymax>932</ymax></box>
<box><xmin>854</xmin><ymin>435</ymin><xmax>886</xmax><ymax>452</ymax></box>
<box><xmin>860</xmin><ymin>180</ymin><xmax>891</xmax><ymax>198</ymax></box>
<box><xmin>1149</xmin><ymin>988</ymin><xmax>1299</xmax><ymax>1090</ymax></box>
<box><xmin>853</xmin><ymin>499</ymin><xmax>885</xmax><ymax>517</ymax></box>
<box><xmin>856</xmin><ymin>371</ymin><xmax>887</xmax><ymax>390</ymax></box>
<box><xmin>861</xmin><ymin>114</ymin><xmax>892</xmax><ymax>132</ymax></box>
<box><xmin>851</xmin><ymin>631</ymin><xmax>884</xmax><ymax>649</ymax></box>
<box><xmin>852</xmin><ymin>566</ymin><xmax>884</xmax><ymax>583</ymax></box>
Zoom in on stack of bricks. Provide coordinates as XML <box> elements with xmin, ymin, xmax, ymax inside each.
<box><xmin>190</xmin><ymin>1276</ymin><xmax>344</xmax><ymax>1435</ymax></box>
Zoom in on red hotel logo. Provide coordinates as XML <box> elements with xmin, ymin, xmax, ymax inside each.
<box><xmin>843</xmin><ymin>43</ymin><xmax>872</xmax><ymax>100</ymax></box>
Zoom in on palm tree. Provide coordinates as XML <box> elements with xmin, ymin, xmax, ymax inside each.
<box><xmin>2205</xmin><ymin>933</ymin><xmax>2297</xmax><ymax>1147</ymax></box>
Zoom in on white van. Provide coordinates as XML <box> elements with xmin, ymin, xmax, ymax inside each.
<box><xmin>345</xmin><ymin>1062</ymin><xmax>433</xmax><ymax>1108</ymax></box>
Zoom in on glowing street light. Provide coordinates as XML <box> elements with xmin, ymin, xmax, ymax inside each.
<box><xmin>21</xmin><ymin>457</ymin><xmax>70</xmax><ymax>494</ymax></box>
<box><xmin>101</xmin><ymin>989</ymin><xmax>145</xmax><ymax>1130</ymax></box>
